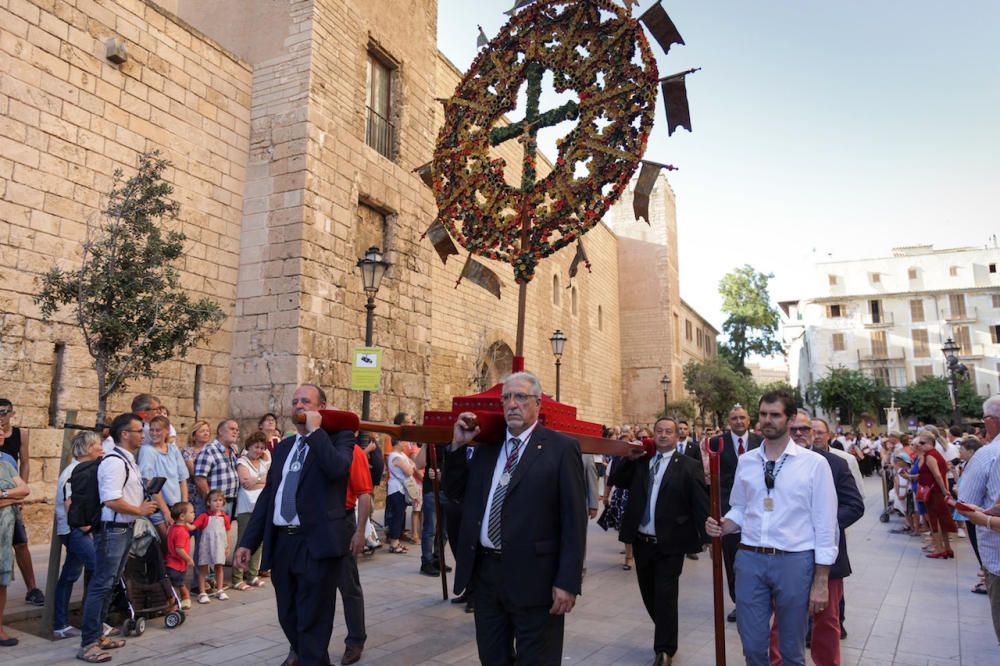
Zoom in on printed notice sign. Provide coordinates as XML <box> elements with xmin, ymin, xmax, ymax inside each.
<box><xmin>350</xmin><ymin>347</ymin><xmax>382</xmax><ymax>391</ymax></box>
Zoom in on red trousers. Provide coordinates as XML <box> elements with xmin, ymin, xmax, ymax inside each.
<box><xmin>769</xmin><ymin>577</ymin><xmax>843</xmax><ymax>666</ymax></box>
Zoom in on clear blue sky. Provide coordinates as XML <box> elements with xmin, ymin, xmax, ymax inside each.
<box><xmin>436</xmin><ymin>1</ymin><xmax>1000</xmax><ymax>330</ymax></box>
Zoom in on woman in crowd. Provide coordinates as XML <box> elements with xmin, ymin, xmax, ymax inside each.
<box><xmin>602</xmin><ymin>428</ymin><xmax>647</xmax><ymax>570</ymax></box>
<box><xmin>52</xmin><ymin>431</ymin><xmax>104</xmax><ymax>640</ymax></box>
<box><xmin>183</xmin><ymin>420</ymin><xmax>213</xmax><ymax>592</ymax></box>
<box><xmin>915</xmin><ymin>430</ymin><xmax>957</xmax><ymax>558</ymax></box>
<box><xmin>956</xmin><ymin>436</ymin><xmax>985</xmax><ymax>593</ymax></box>
<box><xmin>258</xmin><ymin>413</ymin><xmax>280</xmax><ymax>459</ymax></box>
<box><xmin>232</xmin><ymin>432</ymin><xmax>269</xmax><ymax>590</ymax></box>
<box><xmin>139</xmin><ymin>415</ymin><xmax>190</xmax><ymax>544</ymax></box>
<box><xmin>0</xmin><ymin>445</ymin><xmax>30</xmax><ymax>647</ymax></box>
<box><xmin>385</xmin><ymin>430</ymin><xmax>416</xmax><ymax>554</ymax></box>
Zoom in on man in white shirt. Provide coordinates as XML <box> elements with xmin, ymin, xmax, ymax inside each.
<box><xmin>706</xmin><ymin>390</ymin><xmax>839</xmax><ymax>666</ymax></box>
<box><xmin>78</xmin><ymin>413</ymin><xmax>158</xmax><ymax>663</ymax></box>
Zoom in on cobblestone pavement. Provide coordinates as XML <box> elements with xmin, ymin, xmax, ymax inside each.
<box><xmin>3</xmin><ymin>475</ymin><xmax>997</xmax><ymax>665</ymax></box>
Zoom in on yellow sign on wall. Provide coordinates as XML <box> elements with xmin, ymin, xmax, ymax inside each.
<box><xmin>350</xmin><ymin>347</ymin><xmax>382</xmax><ymax>391</ymax></box>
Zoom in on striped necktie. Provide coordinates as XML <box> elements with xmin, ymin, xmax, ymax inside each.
<box><xmin>486</xmin><ymin>438</ymin><xmax>521</xmax><ymax>547</ymax></box>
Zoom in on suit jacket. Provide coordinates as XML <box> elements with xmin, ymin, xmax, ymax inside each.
<box><xmin>610</xmin><ymin>450</ymin><xmax>709</xmax><ymax>556</ymax></box>
<box><xmin>453</xmin><ymin>425</ymin><xmax>587</xmax><ymax>607</ymax></box>
<box><xmin>711</xmin><ymin>431</ymin><xmax>763</xmax><ymax>514</ymax></box>
<box><xmin>677</xmin><ymin>438</ymin><xmax>702</xmax><ymax>463</ymax></box>
<box><xmin>239</xmin><ymin>428</ymin><xmax>355</xmax><ymax>569</ymax></box>
<box><xmin>813</xmin><ymin>447</ymin><xmax>864</xmax><ymax>580</ymax></box>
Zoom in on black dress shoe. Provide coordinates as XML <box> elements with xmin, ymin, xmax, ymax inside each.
<box><xmin>727</xmin><ymin>609</ymin><xmax>737</xmax><ymax>623</ymax></box>
<box><xmin>0</xmin><ymin>636</ymin><xmax>19</xmax><ymax>647</ymax></box>
<box><xmin>280</xmin><ymin>649</ymin><xmax>298</xmax><ymax>666</ymax></box>
<box><xmin>840</xmin><ymin>624</ymin><xmax>847</xmax><ymax>639</ymax></box>
<box><xmin>451</xmin><ymin>593</ymin><xmax>469</xmax><ymax>604</ymax></box>
<box><xmin>420</xmin><ymin>562</ymin><xmax>440</xmax><ymax>576</ymax></box>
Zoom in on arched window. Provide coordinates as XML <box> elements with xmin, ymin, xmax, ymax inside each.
<box><xmin>552</xmin><ymin>274</ymin><xmax>560</xmax><ymax>306</ymax></box>
<box><xmin>571</xmin><ymin>286</ymin><xmax>578</xmax><ymax>315</ymax></box>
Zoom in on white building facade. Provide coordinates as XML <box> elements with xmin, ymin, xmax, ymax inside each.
<box><xmin>781</xmin><ymin>244</ymin><xmax>1000</xmax><ymax>406</ymax></box>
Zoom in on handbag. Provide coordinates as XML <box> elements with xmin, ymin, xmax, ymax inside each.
<box><xmin>915</xmin><ymin>484</ymin><xmax>931</xmax><ymax>503</ymax></box>
<box><xmin>403</xmin><ymin>476</ymin><xmax>422</xmax><ymax>504</ymax></box>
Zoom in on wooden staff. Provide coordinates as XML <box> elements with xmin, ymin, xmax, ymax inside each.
<box><xmin>428</xmin><ymin>442</ymin><xmax>449</xmax><ymax>600</ymax></box>
<box><xmin>706</xmin><ymin>435</ymin><xmax>727</xmax><ymax>666</ymax></box>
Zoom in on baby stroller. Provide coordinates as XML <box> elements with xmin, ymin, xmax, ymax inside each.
<box><xmin>108</xmin><ymin>477</ymin><xmax>186</xmax><ymax>633</ymax></box>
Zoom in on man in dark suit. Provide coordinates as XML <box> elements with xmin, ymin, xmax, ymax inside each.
<box><xmin>451</xmin><ymin>371</ymin><xmax>587</xmax><ymax>665</ymax></box>
<box><xmin>709</xmin><ymin>405</ymin><xmax>762</xmax><ymax>621</ymax></box>
<box><xmin>770</xmin><ymin>412</ymin><xmax>864</xmax><ymax>665</ymax></box>
<box><xmin>611</xmin><ymin>417</ymin><xmax>709</xmax><ymax>666</ymax></box>
<box><xmin>675</xmin><ymin>420</ymin><xmax>702</xmax><ymax>463</ymax></box>
<box><xmin>235</xmin><ymin>384</ymin><xmax>355</xmax><ymax>666</ymax></box>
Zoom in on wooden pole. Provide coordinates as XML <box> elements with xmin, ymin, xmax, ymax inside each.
<box><xmin>428</xmin><ymin>443</ymin><xmax>448</xmax><ymax>600</ymax></box>
<box><xmin>706</xmin><ymin>435</ymin><xmax>727</xmax><ymax>666</ymax></box>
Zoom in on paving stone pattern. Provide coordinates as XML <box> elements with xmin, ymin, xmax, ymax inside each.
<box><xmin>4</xmin><ymin>476</ymin><xmax>997</xmax><ymax>664</ymax></box>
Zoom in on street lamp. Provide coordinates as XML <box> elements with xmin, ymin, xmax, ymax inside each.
<box><xmin>661</xmin><ymin>373</ymin><xmax>671</xmax><ymax>415</ymax></box>
<box><xmin>549</xmin><ymin>329</ymin><xmax>567</xmax><ymax>401</ymax></box>
<box><xmin>357</xmin><ymin>246</ymin><xmax>389</xmax><ymax>421</ymax></box>
<box><xmin>941</xmin><ymin>337</ymin><xmax>966</xmax><ymax>426</ymax></box>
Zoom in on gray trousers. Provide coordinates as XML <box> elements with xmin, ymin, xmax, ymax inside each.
<box><xmin>986</xmin><ymin>571</ymin><xmax>1000</xmax><ymax>643</ymax></box>
<box><xmin>735</xmin><ymin>549</ymin><xmax>814</xmax><ymax>666</ymax></box>
<box><xmin>337</xmin><ymin>509</ymin><xmax>366</xmax><ymax>647</ymax></box>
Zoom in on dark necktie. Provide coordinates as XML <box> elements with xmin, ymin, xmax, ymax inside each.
<box><xmin>279</xmin><ymin>440</ymin><xmax>308</xmax><ymax>523</ymax></box>
<box><xmin>737</xmin><ymin>436</ymin><xmax>745</xmax><ymax>456</ymax></box>
<box><xmin>645</xmin><ymin>453</ymin><xmax>664</xmax><ymax>526</ymax></box>
<box><xmin>486</xmin><ymin>438</ymin><xmax>521</xmax><ymax>547</ymax></box>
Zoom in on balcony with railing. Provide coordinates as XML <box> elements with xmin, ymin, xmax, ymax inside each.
<box><xmin>862</xmin><ymin>312</ymin><xmax>894</xmax><ymax>328</ymax></box>
<box><xmin>956</xmin><ymin>344</ymin><xmax>986</xmax><ymax>359</ymax></box>
<box><xmin>365</xmin><ymin>106</ymin><xmax>395</xmax><ymax>159</ymax></box>
<box><xmin>945</xmin><ymin>306</ymin><xmax>977</xmax><ymax>323</ymax></box>
<box><xmin>857</xmin><ymin>346</ymin><xmax>906</xmax><ymax>363</ymax></box>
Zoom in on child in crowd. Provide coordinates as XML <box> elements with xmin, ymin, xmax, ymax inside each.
<box><xmin>193</xmin><ymin>489</ymin><xmax>231</xmax><ymax>604</ymax></box>
<box><xmin>891</xmin><ymin>454</ymin><xmax>913</xmax><ymax>533</ymax></box>
<box><xmin>166</xmin><ymin>502</ymin><xmax>195</xmax><ymax>610</ymax></box>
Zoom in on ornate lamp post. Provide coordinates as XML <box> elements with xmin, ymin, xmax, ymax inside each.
<box><xmin>356</xmin><ymin>246</ymin><xmax>389</xmax><ymax>421</ymax></box>
<box><xmin>941</xmin><ymin>337</ymin><xmax>966</xmax><ymax>426</ymax></box>
<box><xmin>661</xmin><ymin>373</ymin><xmax>671</xmax><ymax>416</ymax></box>
<box><xmin>549</xmin><ymin>329</ymin><xmax>567</xmax><ymax>402</ymax></box>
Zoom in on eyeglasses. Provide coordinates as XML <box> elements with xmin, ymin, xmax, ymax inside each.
<box><xmin>789</xmin><ymin>426</ymin><xmax>812</xmax><ymax>433</ymax></box>
<box><xmin>0</xmin><ymin>409</ymin><xmax>11</xmax><ymax>417</ymax></box>
<box><xmin>501</xmin><ymin>392</ymin><xmax>539</xmax><ymax>403</ymax></box>
<box><xmin>764</xmin><ymin>460</ymin><xmax>776</xmax><ymax>491</ymax></box>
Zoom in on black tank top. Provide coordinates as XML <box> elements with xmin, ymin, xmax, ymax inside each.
<box><xmin>1</xmin><ymin>426</ymin><xmax>21</xmax><ymax>465</ymax></box>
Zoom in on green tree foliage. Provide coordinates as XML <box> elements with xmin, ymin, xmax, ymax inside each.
<box><xmin>893</xmin><ymin>375</ymin><xmax>985</xmax><ymax>424</ymax></box>
<box><xmin>36</xmin><ymin>152</ymin><xmax>226</xmax><ymax>425</ymax></box>
<box><xmin>809</xmin><ymin>367</ymin><xmax>888</xmax><ymax>426</ymax></box>
<box><xmin>664</xmin><ymin>399</ymin><xmax>697</xmax><ymax>421</ymax></box>
<box><xmin>683</xmin><ymin>359</ymin><xmax>750</xmax><ymax>425</ymax></box>
<box><xmin>718</xmin><ymin>265</ymin><xmax>784</xmax><ymax>373</ymax></box>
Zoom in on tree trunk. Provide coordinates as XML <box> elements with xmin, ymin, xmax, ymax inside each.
<box><xmin>95</xmin><ymin>358</ymin><xmax>107</xmax><ymax>428</ymax></box>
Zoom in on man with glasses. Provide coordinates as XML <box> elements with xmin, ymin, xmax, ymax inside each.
<box><xmin>77</xmin><ymin>413</ymin><xmax>158</xmax><ymax>663</ymax></box>
<box><xmin>956</xmin><ymin>396</ymin><xmax>1000</xmax><ymax>642</ymax></box>
<box><xmin>611</xmin><ymin>416</ymin><xmax>709</xmax><ymax>665</ymax></box>
<box><xmin>770</xmin><ymin>412</ymin><xmax>863</xmax><ymax>664</ymax></box>
<box><xmin>705</xmin><ymin>391</ymin><xmax>838</xmax><ymax>666</ymax></box>
<box><xmin>0</xmin><ymin>398</ymin><xmax>45</xmax><ymax>606</ymax></box>
<box><xmin>451</xmin><ymin>371</ymin><xmax>587</xmax><ymax>665</ymax></box>
<box><xmin>193</xmin><ymin>419</ymin><xmax>241</xmax><ymax>516</ymax></box>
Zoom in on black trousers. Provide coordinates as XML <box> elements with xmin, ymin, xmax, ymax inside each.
<box><xmin>337</xmin><ymin>510</ymin><xmax>366</xmax><ymax>647</ymax></box>
<box><xmin>722</xmin><ymin>532</ymin><xmax>740</xmax><ymax>603</ymax></box>
<box><xmin>633</xmin><ymin>540</ymin><xmax>685</xmax><ymax>656</ymax></box>
<box><xmin>472</xmin><ymin>553</ymin><xmax>564</xmax><ymax>665</ymax></box>
<box><xmin>444</xmin><ymin>499</ymin><xmax>464</xmax><ymax>563</ymax></box>
<box><xmin>272</xmin><ymin>530</ymin><xmax>342</xmax><ymax>666</ymax></box>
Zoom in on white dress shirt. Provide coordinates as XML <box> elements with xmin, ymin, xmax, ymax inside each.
<box><xmin>725</xmin><ymin>439</ymin><xmax>839</xmax><ymax>565</ymax></box>
<box><xmin>639</xmin><ymin>449</ymin><xmax>674</xmax><ymax>535</ymax></box>
<box><xmin>273</xmin><ymin>435</ymin><xmax>310</xmax><ymax>526</ymax></box>
<box><xmin>733</xmin><ymin>433</ymin><xmax>749</xmax><ymax>455</ymax></box>
<box><xmin>480</xmin><ymin>421</ymin><xmax>538</xmax><ymax>548</ymax></box>
<box><xmin>98</xmin><ymin>446</ymin><xmax>144</xmax><ymax>523</ymax></box>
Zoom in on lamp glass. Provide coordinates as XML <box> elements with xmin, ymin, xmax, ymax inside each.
<box><xmin>550</xmin><ymin>329</ymin><xmax>567</xmax><ymax>357</ymax></box>
<box><xmin>357</xmin><ymin>246</ymin><xmax>388</xmax><ymax>295</ymax></box>
<box><xmin>941</xmin><ymin>337</ymin><xmax>959</xmax><ymax>356</ymax></box>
